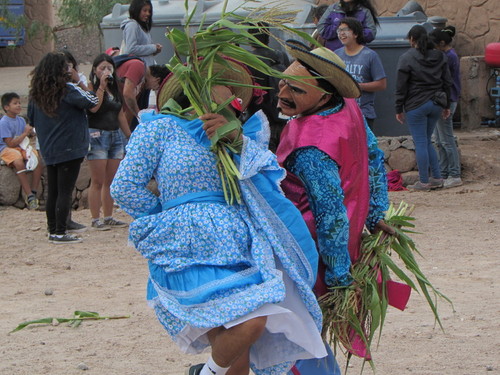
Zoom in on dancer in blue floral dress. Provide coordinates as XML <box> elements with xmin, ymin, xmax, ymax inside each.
<box><xmin>111</xmin><ymin>63</ymin><xmax>327</xmax><ymax>375</ymax></box>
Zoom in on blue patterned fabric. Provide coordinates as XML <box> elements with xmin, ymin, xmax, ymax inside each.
<box><xmin>284</xmin><ymin>109</ymin><xmax>389</xmax><ymax>374</ymax></box>
<box><xmin>287</xmin><ymin>146</ymin><xmax>352</xmax><ymax>287</ymax></box>
<box><xmin>365</xmin><ymin>125</ymin><xmax>389</xmax><ymax>231</ymax></box>
<box><xmin>284</xmin><ymin>113</ymin><xmax>388</xmax><ymax>287</ymax></box>
<box><xmin>110</xmin><ymin>111</ymin><xmax>323</xmax><ymax>375</ymax></box>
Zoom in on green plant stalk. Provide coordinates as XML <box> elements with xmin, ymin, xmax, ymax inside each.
<box><xmin>164</xmin><ymin>1</ymin><xmax>323</xmax><ymax>205</ymax></box>
<box><xmin>319</xmin><ymin>202</ymin><xmax>453</xmax><ymax>370</ymax></box>
<box><xmin>10</xmin><ymin>310</ymin><xmax>130</xmax><ymax>333</ymax></box>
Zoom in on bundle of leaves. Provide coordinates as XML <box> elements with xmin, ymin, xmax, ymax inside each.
<box><xmin>319</xmin><ymin>202</ymin><xmax>453</xmax><ymax>371</ymax></box>
<box><xmin>163</xmin><ymin>0</ymin><xmax>316</xmax><ymax>204</ymax></box>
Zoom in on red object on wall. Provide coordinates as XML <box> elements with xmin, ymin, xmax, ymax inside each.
<box><xmin>485</xmin><ymin>43</ymin><xmax>500</xmax><ymax>68</ymax></box>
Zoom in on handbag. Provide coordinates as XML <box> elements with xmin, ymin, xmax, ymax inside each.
<box><xmin>432</xmin><ymin>91</ymin><xmax>447</xmax><ymax>108</ymax></box>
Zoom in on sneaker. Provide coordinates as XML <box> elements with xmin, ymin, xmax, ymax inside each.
<box><xmin>429</xmin><ymin>177</ymin><xmax>444</xmax><ymax>189</ymax></box>
<box><xmin>67</xmin><ymin>220</ymin><xmax>87</xmax><ymax>233</ymax></box>
<box><xmin>443</xmin><ymin>177</ymin><xmax>463</xmax><ymax>189</ymax></box>
<box><xmin>103</xmin><ymin>217</ymin><xmax>128</xmax><ymax>228</ymax></box>
<box><xmin>185</xmin><ymin>364</ymin><xmax>205</xmax><ymax>375</ymax></box>
<box><xmin>26</xmin><ymin>194</ymin><xmax>39</xmax><ymax>210</ymax></box>
<box><xmin>91</xmin><ymin>219</ymin><xmax>110</xmax><ymax>231</ymax></box>
<box><xmin>49</xmin><ymin>233</ymin><xmax>83</xmax><ymax>244</ymax></box>
<box><xmin>407</xmin><ymin>181</ymin><xmax>431</xmax><ymax>192</ymax></box>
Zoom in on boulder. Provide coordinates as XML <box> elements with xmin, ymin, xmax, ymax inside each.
<box><xmin>400</xmin><ymin>138</ymin><xmax>415</xmax><ymax>150</ymax></box>
<box><xmin>388</xmin><ymin>138</ymin><xmax>401</xmax><ymax>151</ymax></box>
<box><xmin>0</xmin><ymin>166</ymin><xmax>21</xmax><ymax>205</ymax></box>
<box><xmin>401</xmin><ymin>171</ymin><xmax>420</xmax><ymax>186</ymax></box>
<box><xmin>387</xmin><ymin>147</ymin><xmax>417</xmax><ymax>173</ymax></box>
<box><xmin>377</xmin><ymin>138</ymin><xmax>391</xmax><ymax>160</ymax></box>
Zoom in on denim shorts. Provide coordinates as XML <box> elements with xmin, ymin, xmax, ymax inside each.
<box><xmin>87</xmin><ymin>128</ymin><xmax>124</xmax><ymax>160</ymax></box>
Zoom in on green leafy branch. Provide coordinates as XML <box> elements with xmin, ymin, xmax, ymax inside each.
<box><xmin>10</xmin><ymin>310</ymin><xmax>129</xmax><ymax>333</ymax></box>
<box><xmin>319</xmin><ymin>202</ymin><xmax>453</xmax><ymax>371</ymax></box>
<box><xmin>163</xmin><ymin>0</ymin><xmax>318</xmax><ymax>205</ymax></box>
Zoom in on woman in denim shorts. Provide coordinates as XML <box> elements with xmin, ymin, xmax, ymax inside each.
<box><xmin>87</xmin><ymin>54</ymin><xmax>131</xmax><ymax>230</ymax></box>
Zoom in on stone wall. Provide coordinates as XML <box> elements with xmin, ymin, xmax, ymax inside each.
<box><xmin>0</xmin><ymin>0</ymin><xmax>54</xmax><ymax>67</ymax></box>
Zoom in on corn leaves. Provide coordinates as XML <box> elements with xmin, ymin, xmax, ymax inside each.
<box><xmin>164</xmin><ymin>0</ymin><xmax>318</xmax><ymax>204</ymax></box>
<box><xmin>319</xmin><ymin>202</ymin><xmax>453</xmax><ymax>371</ymax></box>
<box><xmin>10</xmin><ymin>310</ymin><xmax>129</xmax><ymax>333</ymax></box>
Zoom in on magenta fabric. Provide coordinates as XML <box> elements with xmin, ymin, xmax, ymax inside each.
<box><xmin>276</xmin><ymin>99</ymin><xmax>370</xmax><ymax>263</ymax></box>
<box><xmin>387</xmin><ymin>169</ymin><xmax>408</xmax><ymax>191</ymax></box>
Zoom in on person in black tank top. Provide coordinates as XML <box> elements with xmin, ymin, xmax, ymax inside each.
<box><xmin>86</xmin><ymin>54</ymin><xmax>130</xmax><ymax>230</ymax></box>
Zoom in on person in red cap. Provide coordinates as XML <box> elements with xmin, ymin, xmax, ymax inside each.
<box><xmin>105</xmin><ymin>47</ymin><xmax>120</xmax><ymax>57</ymax></box>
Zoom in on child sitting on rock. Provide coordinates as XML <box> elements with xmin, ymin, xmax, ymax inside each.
<box><xmin>0</xmin><ymin>92</ymin><xmax>42</xmax><ymax>209</ymax></box>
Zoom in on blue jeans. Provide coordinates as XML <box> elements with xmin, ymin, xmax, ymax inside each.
<box><xmin>405</xmin><ymin>100</ymin><xmax>442</xmax><ymax>183</ymax></box>
<box><xmin>87</xmin><ymin>128</ymin><xmax>125</xmax><ymax>160</ymax></box>
<box><xmin>434</xmin><ymin>102</ymin><xmax>461</xmax><ymax>178</ymax></box>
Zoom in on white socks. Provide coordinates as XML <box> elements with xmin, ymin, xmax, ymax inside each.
<box><xmin>200</xmin><ymin>355</ymin><xmax>229</xmax><ymax>375</ymax></box>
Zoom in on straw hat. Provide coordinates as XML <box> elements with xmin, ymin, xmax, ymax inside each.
<box><xmin>157</xmin><ymin>57</ymin><xmax>254</xmax><ymax>111</ymax></box>
<box><xmin>285</xmin><ymin>39</ymin><xmax>361</xmax><ymax>98</ymax></box>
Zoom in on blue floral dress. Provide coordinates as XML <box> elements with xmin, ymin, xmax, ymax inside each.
<box><xmin>111</xmin><ymin>111</ymin><xmax>326</xmax><ymax>375</ymax></box>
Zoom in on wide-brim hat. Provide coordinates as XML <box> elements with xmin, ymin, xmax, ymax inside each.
<box><xmin>285</xmin><ymin>39</ymin><xmax>361</xmax><ymax>98</ymax></box>
<box><xmin>157</xmin><ymin>56</ymin><xmax>254</xmax><ymax>111</ymax></box>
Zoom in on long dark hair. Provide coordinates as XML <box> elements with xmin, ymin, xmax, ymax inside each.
<box><xmin>129</xmin><ymin>0</ymin><xmax>153</xmax><ymax>32</ymax></box>
<box><xmin>61</xmin><ymin>50</ymin><xmax>78</xmax><ymax>71</ymax></box>
<box><xmin>29</xmin><ymin>52</ymin><xmax>69</xmax><ymax>117</ymax></box>
<box><xmin>430</xmin><ymin>26</ymin><xmax>456</xmax><ymax>47</ymax></box>
<box><xmin>89</xmin><ymin>53</ymin><xmax>122</xmax><ymax>104</ymax></box>
<box><xmin>407</xmin><ymin>25</ymin><xmax>434</xmax><ymax>56</ymax></box>
<box><xmin>340</xmin><ymin>0</ymin><xmax>379</xmax><ymax>26</ymax></box>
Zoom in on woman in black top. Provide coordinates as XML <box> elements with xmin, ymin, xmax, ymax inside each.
<box><xmin>28</xmin><ymin>52</ymin><xmax>100</xmax><ymax>244</ymax></box>
<box><xmin>395</xmin><ymin>25</ymin><xmax>452</xmax><ymax>192</ymax></box>
<box><xmin>87</xmin><ymin>53</ymin><xmax>130</xmax><ymax>230</ymax></box>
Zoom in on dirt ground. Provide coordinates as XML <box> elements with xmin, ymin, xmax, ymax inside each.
<box><xmin>1</xmin><ymin>129</ymin><xmax>499</xmax><ymax>375</ymax></box>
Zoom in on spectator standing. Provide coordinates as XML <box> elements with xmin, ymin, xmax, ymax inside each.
<box><xmin>28</xmin><ymin>52</ymin><xmax>101</xmax><ymax>244</ymax></box>
<box><xmin>317</xmin><ymin>0</ymin><xmax>379</xmax><ymax>52</ymax></box>
<box><xmin>114</xmin><ymin>56</ymin><xmax>169</xmax><ymax>132</ymax></box>
<box><xmin>430</xmin><ymin>26</ymin><xmax>463</xmax><ymax>188</ymax></box>
<box><xmin>86</xmin><ymin>53</ymin><xmax>129</xmax><ymax>231</ymax></box>
<box><xmin>0</xmin><ymin>92</ymin><xmax>43</xmax><ymax>209</ymax></box>
<box><xmin>311</xmin><ymin>5</ymin><xmax>329</xmax><ymax>46</ymax></box>
<box><xmin>121</xmin><ymin>0</ymin><xmax>162</xmax><ymax>67</ymax></box>
<box><xmin>334</xmin><ymin>17</ymin><xmax>386</xmax><ymax>130</ymax></box>
<box><xmin>62</xmin><ymin>50</ymin><xmax>89</xmax><ymax>91</ymax></box>
<box><xmin>105</xmin><ymin>46</ymin><xmax>120</xmax><ymax>57</ymax></box>
<box><xmin>61</xmin><ymin>50</ymin><xmax>89</xmax><ymax>232</ymax></box>
<box><xmin>395</xmin><ymin>25</ymin><xmax>453</xmax><ymax>192</ymax></box>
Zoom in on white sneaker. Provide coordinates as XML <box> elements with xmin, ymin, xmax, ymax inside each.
<box><xmin>443</xmin><ymin>177</ymin><xmax>463</xmax><ymax>189</ymax></box>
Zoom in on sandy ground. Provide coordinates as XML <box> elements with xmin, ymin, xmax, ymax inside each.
<box><xmin>1</xmin><ymin>129</ymin><xmax>500</xmax><ymax>375</ymax></box>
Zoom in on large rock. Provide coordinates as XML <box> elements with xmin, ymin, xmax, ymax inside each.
<box><xmin>401</xmin><ymin>171</ymin><xmax>420</xmax><ymax>186</ymax></box>
<box><xmin>377</xmin><ymin>138</ymin><xmax>391</xmax><ymax>160</ymax></box>
<box><xmin>0</xmin><ymin>166</ymin><xmax>21</xmax><ymax>205</ymax></box>
<box><xmin>387</xmin><ymin>147</ymin><xmax>417</xmax><ymax>173</ymax></box>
